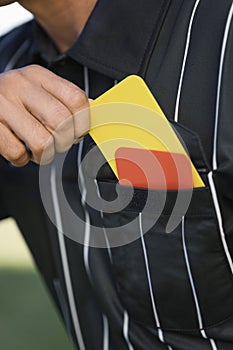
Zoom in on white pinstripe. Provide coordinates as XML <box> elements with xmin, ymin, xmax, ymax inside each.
<box><xmin>173</xmin><ymin>2</ymin><xmax>232</xmax><ymax>347</ymax></box>
<box><xmin>139</xmin><ymin>213</ymin><xmax>173</xmax><ymax>350</ymax></box>
<box><xmin>80</xmin><ymin>66</ymin><xmax>93</xmax><ymax>279</ymax></box>
<box><xmin>94</xmin><ymin>179</ymin><xmax>113</xmax><ymax>262</ymax></box>
<box><xmin>173</xmin><ymin>0</ymin><xmax>233</xmax><ymax>273</ymax></box>
<box><xmin>80</xmin><ymin>66</ymin><xmax>112</xmax><ymax>350</ymax></box>
<box><xmin>123</xmin><ymin>311</ymin><xmax>134</xmax><ymax>350</ymax></box>
<box><xmin>208</xmin><ymin>172</ymin><xmax>233</xmax><ymax>274</ymax></box>
<box><xmin>206</xmin><ymin>9</ymin><xmax>233</xmax><ymax>350</ymax></box>
<box><xmin>208</xmin><ymin>3</ymin><xmax>233</xmax><ymax>275</ymax></box>
<box><xmin>3</xmin><ymin>39</ymin><xmax>30</xmax><ymax>72</ymax></box>
<box><xmin>77</xmin><ymin>137</ymin><xmax>91</xmax><ymax>277</ymax></box>
<box><xmin>94</xmin><ymin>180</ymin><xmax>136</xmax><ymax>350</ymax></box>
<box><xmin>102</xmin><ymin>315</ymin><xmax>109</xmax><ymax>350</ymax></box>
<box><xmin>174</xmin><ymin>0</ymin><xmax>201</xmax><ymax>122</ymax></box>
<box><xmin>94</xmin><ymin>182</ymin><xmax>135</xmax><ymax>350</ymax></box>
<box><xmin>181</xmin><ymin>216</ymin><xmax>218</xmax><ymax>350</ymax></box>
<box><xmin>212</xmin><ymin>2</ymin><xmax>233</xmax><ymax>170</ymax></box>
<box><xmin>181</xmin><ymin>218</ymin><xmax>204</xmax><ymax>330</ymax></box>
<box><xmin>210</xmin><ymin>339</ymin><xmax>218</xmax><ymax>350</ymax></box>
<box><xmin>83</xmin><ymin>66</ymin><xmax>90</xmax><ymax>97</ymax></box>
<box><xmin>50</xmin><ymin>165</ymin><xmax>86</xmax><ymax>350</ymax></box>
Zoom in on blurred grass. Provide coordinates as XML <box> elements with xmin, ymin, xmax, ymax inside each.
<box><xmin>0</xmin><ymin>218</ymin><xmax>74</xmax><ymax>350</ymax></box>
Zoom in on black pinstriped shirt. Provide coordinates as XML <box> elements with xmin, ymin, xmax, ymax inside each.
<box><xmin>1</xmin><ymin>1</ymin><xmax>233</xmax><ymax>349</ymax></box>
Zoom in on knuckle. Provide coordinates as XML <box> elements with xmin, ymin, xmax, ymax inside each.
<box><xmin>33</xmin><ymin>136</ymin><xmax>54</xmax><ymax>164</ymax></box>
<box><xmin>33</xmin><ymin>135</ymin><xmax>53</xmax><ymax>159</ymax></box>
<box><xmin>73</xmin><ymin>90</ymin><xmax>88</xmax><ymax>108</ymax></box>
<box><xmin>34</xmin><ymin>139</ymin><xmax>49</xmax><ymax>156</ymax></box>
<box><xmin>20</xmin><ymin>64</ymin><xmax>43</xmax><ymax>77</ymax></box>
<box><xmin>55</xmin><ymin>139</ymin><xmax>72</xmax><ymax>153</ymax></box>
<box><xmin>47</xmin><ymin>108</ymin><xmax>71</xmax><ymax>132</ymax></box>
<box><xmin>9</xmin><ymin>146</ymin><xmax>26</xmax><ymax>163</ymax></box>
<box><xmin>51</xmin><ymin>105</ymin><xmax>71</xmax><ymax>125</ymax></box>
<box><xmin>62</xmin><ymin>85</ymin><xmax>88</xmax><ymax>111</ymax></box>
<box><xmin>0</xmin><ymin>69</ymin><xmax>30</xmax><ymax>98</ymax></box>
<box><xmin>53</xmin><ymin>125</ymin><xmax>74</xmax><ymax>153</ymax></box>
<box><xmin>74</xmin><ymin>107</ymin><xmax>90</xmax><ymax>138</ymax></box>
<box><xmin>12</xmin><ymin>157</ymin><xmax>29</xmax><ymax>167</ymax></box>
<box><xmin>0</xmin><ymin>69</ymin><xmax>20</xmax><ymax>86</ymax></box>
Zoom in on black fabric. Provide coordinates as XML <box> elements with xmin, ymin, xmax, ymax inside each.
<box><xmin>67</xmin><ymin>0</ymin><xmax>173</xmax><ymax>80</ymax></box>
<box><xmin>1</xmin><ymin>1</ymin><xmax>233</xmax><ymax>349</ymax></box>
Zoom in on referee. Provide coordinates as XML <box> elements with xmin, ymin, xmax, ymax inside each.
<box><xmin>1</xmin><ymin>1</ymin><xmax>233</xmax><ymax>349</ymax></box>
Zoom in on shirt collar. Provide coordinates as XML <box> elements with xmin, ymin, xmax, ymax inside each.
<box><xmin>67</xmin><ymin>0</ymin><xmax>172</xmax><ymax>80</ymax></box>
<box><xmin>30</xmin><ymin>0</ymin><xmax>172</xmax><ymax>80</ymax></box>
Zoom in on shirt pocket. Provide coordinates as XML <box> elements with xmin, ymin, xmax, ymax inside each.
<box><xmin>98</xmin><ymin>182</ymin><xmax>233</xmax><ymax>331</ymax></box>
<box><xmin>83</xmin><ymin>121</ymin><xmax>233</xmax><ymax>331</ymax></box>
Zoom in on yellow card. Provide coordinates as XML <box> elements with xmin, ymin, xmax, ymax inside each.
<box><xmin>90</xmin><ymin>75</ymin><xmax>204</xmax><ymax>188</ymax></box>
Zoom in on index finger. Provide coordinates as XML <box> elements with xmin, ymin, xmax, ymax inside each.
<box><xmin>20</xmin><ymin>66</ymin><xmax>90</xmax><ymax>140</ymax></box>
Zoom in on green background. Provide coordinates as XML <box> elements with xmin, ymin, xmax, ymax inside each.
<box><xmin>0</xmin><ymin>218</ymin><xmax>74</xmax><ymax>350</ymax></box>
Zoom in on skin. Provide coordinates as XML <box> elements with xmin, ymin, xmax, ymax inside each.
<box><xmin>0</xmin><ymin>0</ymin><xmax>97</xmax><ymax>166</ymax></box>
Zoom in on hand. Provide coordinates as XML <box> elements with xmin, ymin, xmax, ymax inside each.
<box><xmin>0</xmin><ymin>64</ymin><xmax>90</xmax><ymax>166</ymax></box>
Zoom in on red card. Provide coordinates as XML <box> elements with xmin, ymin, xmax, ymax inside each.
<box><xmin>115</xmin><ymin>147</ymin><xmax>193</xmax><ymax>190</ymax></box>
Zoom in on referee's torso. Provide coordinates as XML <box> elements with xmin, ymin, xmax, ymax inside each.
<box><xmin>1</xmin><ymin>1</ymin><xmax>233</xmax><ymax>349</ymax></box>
